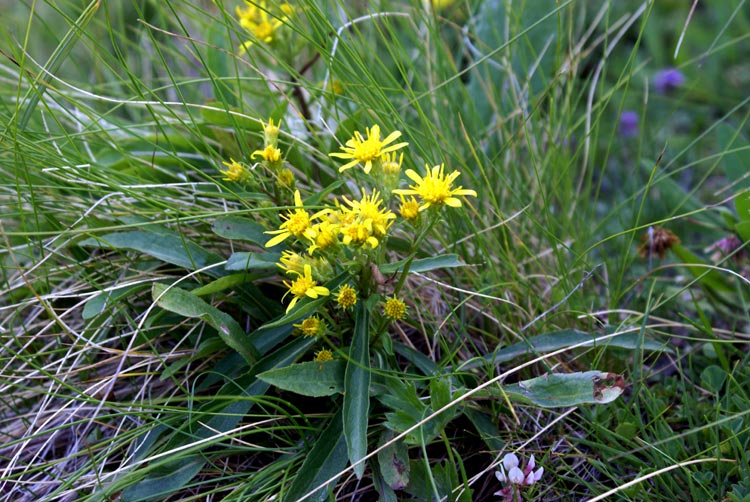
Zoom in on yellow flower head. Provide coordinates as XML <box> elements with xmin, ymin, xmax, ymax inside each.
<box><xmin>399</xmin><ymin>195</ymin><xmax>420</xmax><ymax>221</ymax></box>
<box><xmin>305</xmin><ymin>220</ymin><xmax>340</xmax><ymax>255</ymax></box>
<box><xmin>282</xmin><ymin>264</ymin><xmax>330</xmax><ymax>312</ymax></box>
<box><xmin>293</xmin><ymin>315</ymin><xmax>326</xmax><ymax>336</ymax></box>
<box><xmin>340</xmin><ymin>219</ymin><xmax>379</xmax><ymax>249</ymax></box>
<box><xmin>384</xmin><ymin>297</ymin><xmax>407</xmax><ymax>320</ymax></box>
<box><xmin>252</xmin><ymin>145</ymin><xmax>282</xmax><ymax>164</ymax></box>
<box><xmin>381</xmin><ymin>152</ymin><xmax>404</xmax><ymax>176</ymax></box>
<box><xmin>278</xmin><ymin>250</ymin><xmax>305</xmax><ymax>275</ymax></box>
<box><xmin>219</xmin><ymin>158</ymin><xmax>250</xmax><ymax>183</ymax></box>
<box><xmin>336</xmin><ymin>284</ymin><xmax>358</xmax><ymax>309</ymax></box>
<box><xmin>263</xmin><ymin>117</ymin><xmax>281</xmax><ymax>145</ymax></box>
<box><xmin>341</xmin><ymin>189</ymin><xmax>396</xmax><ymax>238</ymax></box>
<box><xmin>314</xmin><ymin>349</ymin><xmax>334</xmax><ymax>362</ymax></box>
<box><xmin>265</xmin><ymin>190</ymin><xmax>325</xmax><ymax>247</ymax></box>
<box><xmin>329</xmin><ymin>124</ymin><xmax>408</xmax><ymax>174</ymax></box>
<box><xmin>236</xmin><ymin>0</ymin><xmax>292</xmax><ymax>52</ymax></box>
<box><xmin>394</xmin><ymin>163</ymin><xmax>477</xmax><ymax>211</ymax></box>
<box><xmin>277</xmin><ymin>167</ymin><xmax>295</xmax><ymax>188</ymax></box>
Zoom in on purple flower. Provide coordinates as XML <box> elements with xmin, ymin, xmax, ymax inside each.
<box><xmin>653</xmin><ymin>67</ymin><xmax>685</xmax><ymax>93</ymax></box>
<box><xmin>619</xmin><ymin>110</ymin><xmax>639</xmax><ymax>138</ymax></box>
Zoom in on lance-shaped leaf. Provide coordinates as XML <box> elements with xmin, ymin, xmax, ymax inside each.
<box><xmin>344</xmin><ymin>301</ymin><xmax>371</xmax><ymax>479</ymax></box>
<box><xmin>499</xmin><ymin>371</ymin><xmax>626</xmax><ymax>407</ymax></box>
<box><xmin>258</xmin><ymin>360</ymin><xmax>345</xmax><ymax>397</ymax></box>
<box><xmin>152</xmin><ymin>283</ymin><xmax>258</xmax><ymax>364</ymax></box>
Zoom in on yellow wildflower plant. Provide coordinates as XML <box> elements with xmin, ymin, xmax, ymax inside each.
<box><xmin>219</xmin><ymin>158</ymin><xmax>251</xmax><ymax>183</ymax></box>
<box><xmin>381</xmin><ymin>152</ymin><xmax>404</xmax><ymax>176</ymax></box>
<box><xmin>335</xmin><ymin>284</ymin><xmax>358</xmax><ymax>309</ymax></box>
<box><xmin>282</xmin><ymin>264</ymin><xmax>330</xmax><ymax>312</ymax></box>
<box><xmin>265</xmin><ymin>190</ymin><xmax>326</xmax><ymax>248</ymax></box>
<box><xmin>384</xmin><ymin>297</ymin><xmax>407</xmax><ymax>320</ymax></box>
<box><xmin>341</xmin><ymin>189</ymin><xmax>395</xmax><ymax>239</ymax></box>
<box><xmin>329</xmin><ymin>124</ymin><xmax>408</xmax><ymax>174</ymax></box>
<box><xmin>293</xmin><ymin>315</ymin><xmax>326</xmax><ymax>336</ymax></box>
<box><xmin>394</xmin><ymin>163</ymin><xmax>477</xmax><ymax>211</ymax></box>
<box><xmin>276</xmin><ymin>167</ymin><xmax>295</xmax><ymax>188</ymax></box>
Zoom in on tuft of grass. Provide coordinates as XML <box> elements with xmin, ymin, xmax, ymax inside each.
<box><xmin>1</xmin><ymin>1</ymin><xmax>750</xmax><ymax>500</ymax></box>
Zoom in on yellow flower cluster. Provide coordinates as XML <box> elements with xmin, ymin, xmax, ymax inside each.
<box><xmin>247</xmin><ymin>121</ymin><xmax>476</xmax><ymax>314</ymax></box>
<box><xmin>236</xmin><ymin>1</ymin><xmax>294</xmax><ymax>52</ymax></box>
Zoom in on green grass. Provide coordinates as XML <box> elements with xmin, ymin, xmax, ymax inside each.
<box><xmin>2</xmin><ymin>0</ymin><xmax>750</xmax><ymax>500</ymax></box>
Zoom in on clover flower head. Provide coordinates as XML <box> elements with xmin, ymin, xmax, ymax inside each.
<box><xmin>220</xmin><ymin>158</ymin><xmax>251</xmax><ymax>183</ymax></box>
<box><xmin>336</xmin><ymin>284</ymin><xmax>358</xmax><ymax>309</ymax></box>
<box><xmin>394</xmin><ymin>163</ymin><xmax>477</xmax><ymax>211</ymax></box>
<box><xmin>384</xmin><ymin>297</ymin><xmax>407</xmax><ymax>320</ymax></box>
<box><xmin>494</xmin><ymin>453</ymin><xmax>544</xmax><ymax>501</ymax></box>
<box><xmin>329</xmin><ymin>124</ymin><xmax>408</xmax><ymax>174</ymax></box>
<box><xmin>282</xmin><ymin>264</ymin><xmax>329</xmax><ymax>312</ymax></box>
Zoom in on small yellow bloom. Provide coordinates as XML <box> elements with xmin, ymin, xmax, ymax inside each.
<box><xmin>293</xmin><ymin>316</ymin><xmax>326</xmax><ymax>336</ymax></box>
<box><xmin>219</xmin><ymin>158</ymin><xmax>250</xmax><ymax>182</ymax></box>
<box><xmin>277</xmin><ymin>167</ymin><xmax>295</xmax><ymax>188</ymax></box>
<box><xmin>265</xmin><ymin>190</ymin><xmax>326</xmax><ymax>248</ymax></box>
<box><xmin>314</xmin><ymin>349</ymin><xmax>334</xmax><ymax>362</ymax></box>
<box><xmin>381</xmin><ymin>152</ymin><xmax>404</xmax><ymax>176</ymax></box>
<box><xmin>278</xmin><ymin>250</ymin><xmax>306</xmax><ymax>275</ymax></box>
<box><xmin>341</xmin><ymin>189</ymin><xmax>395</xmax><ymax>239</ymax></box>
<box><xmin>340</xmin><ymin>220</ymin><xmax>379</xmax><ymax>249</ymax></box>
<box><xmin>329</xmin><ymin>124</ymin><xmax>409</xmax><ymax>174</ymax></box>
<box><xmin>236</xmin><ymin>0</ymin><xmax>289</xmax><ymax>49</ymax></box>
<box><xmin>282</xmin><ymin>264</ymin><xmax>330</xmax><ymax>313</ymax></box>
<box><xmin>305</xmin><ymin>220</ymin><xmax>340</xmax><ymax>255</ymax></box>
<box><xmin>263</xmin><ymin>117</ymin><xmax>281</xmax><ymax>145</ymax></box>
<box><xmin>336</xmin><ymin>284</ymin><xmax>358</xmax><ymax>309</ymax></box>
<box><xmin>252</xmin><ymin>145</ymin><xmax>282</xmax><ymax>163</ymax></box>
<box><xmin>399</xmin><ymin>195</ymin><xmax>420</xmax><ymax>221</ymax></box>
<box><xmin>394</xmin><ymin>163</ymin><xmax>477</xmax><ymax>211</ymax></box>
<box><xmin>384</xmin><ymin>297</ymin><xmax>407</xmax><ymax>320</ymax></box>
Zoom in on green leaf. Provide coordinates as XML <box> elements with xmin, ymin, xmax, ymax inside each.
<box><xmin>343</xmin><ymin>301</ymin><xmax>371</xmax><ymax>479</ymax></box>
<box><xmin>152</xmin><ymin>283</ymin><xmax>258</xmax><ymax>364</ymax></box>
<box><xmin>461</xmin><ymin>328</ymin><xmax>671</xmax><ymax>370</ymax></box>
<box><xmin>283</xmin><ymin>409</ymin><xmax>348</xmax><ymax>502</ymax></box>
<box><xmin>212</xmin><ymin>215</ymin><xmax>272</xmax><ymax>246</ymax></box>
<box><xmin>499</xmin><ymin>371</ymin><xmax>626</xmax><ymax>407</ymax></box>
<box><xmin>225</xmin><ymin>251</ymin><xmax>281</xmax><ymax>271</ymax></box>
<box><xmin>258</xmin><ymin>360</ymin><xmax>345</xmax><ymax>397</ymax></box>
<box><xmin>82</xmin><ymin>284</ymin><xmax>147</xmax><ymax>320</ymax></box>
<box><xmin>191</xmin><ymin>273</ymin><xmax>260</xmax><ymax>296</ymax></box>
<box><xmin>700</xmin><ymin>365</ymin><xmax>727</xmax><ymax>393</ymax></box>
<box><xmin>79</xmin><ymin>231</ymin><xmax>223</xmax><ymax>277</ymax></box>
<box><xmin>377</xmin><ymin>430</ymin><xmax>410</xmax><ymax>490</ymax></box>
<box><xmin>379</xmin><ymin>254</ymin><xmax>466</xmax><ymax>275</ymax></box>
